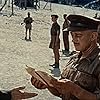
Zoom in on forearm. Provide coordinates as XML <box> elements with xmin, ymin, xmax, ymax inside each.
<box><xmin>71</xmin><ymin>83</ymin><xmax>97</xmax><ymax>100</ymax></box>
<box><xmin>0</xmin><ymin>90</ymin><xmax>12</xmax><ymax>100</ymax></box>
<box><xmin>55</xmin><ymin>34</ymin><xmax>59</xmax><ymax>44</ymax></box>
<box><xmin>48</xmin><ymin>87</ymin><xmax>61</xmax><ymax>97</ymax></box>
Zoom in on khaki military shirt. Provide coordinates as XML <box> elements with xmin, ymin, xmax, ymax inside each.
<box><xmin>61</xmin><ymin>46</ymin><xmax>100</xmax><ymax>100</ymax></box>
<box><xmin>51</xmin><ymin>22</ymin><xmax>60</xmax><ymax>36</ymax></box>
<box><xmin>49</xmin><ymin>22</ymin><xmax>60</xmax><ymax>49</ymax></box>
<box><xmin>62</xmin><ymin>19</ymin><xmax>70</xmax><ymax>30</ymax></box>
<box><xmin>24</xmin><ymin>17</ymin><xmax>33</xmax><ymax>29</ymax></box>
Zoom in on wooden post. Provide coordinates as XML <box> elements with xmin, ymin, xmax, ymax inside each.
<box><xmin>25</xmin><ymin>0</ymin><xmax>27</xmax><ymax>9</ymax></box>
<box><xmin>11</xmin><ymin>0</ymin><xmax>14</xmax><ymax>15</ymax></box>
<box><xmin>43</xmin><ymin>0</ymin><xmax>52</xmax><ymax>10</ymax></box>
<box><xmin>8</xmin><ymin>0</ymin><xmax>10</xmax><ymax>7</ymax></box>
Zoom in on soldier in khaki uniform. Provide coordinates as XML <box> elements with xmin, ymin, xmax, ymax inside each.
<box><xmin>62</xmin><ymin>14</ymin><xmax>70</xmax><ymax>55</ymax></box>
<box><xmin>31</xmin><ymin>15</ymin><xmax>100</xmax><ymax>100</ymax></box>
<box><xmin>24</xmin><ymin>12</ymin><xmax>33</xmax><ymax>41</ymax></box>
<box><xmin>49</xmin><ymin>15</ymin><xmax>60</xmax><ymax>68</ymax></box>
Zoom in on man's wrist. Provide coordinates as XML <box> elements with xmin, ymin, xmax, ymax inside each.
<box><xmin>70</xmin><ymin>83</ymin><xmax>97</xmax><ymax>100</ymax></box>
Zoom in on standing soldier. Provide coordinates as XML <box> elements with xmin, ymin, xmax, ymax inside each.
<box><xmin>24</xmin><ymin>12</ymin><xmax>33</xmax><ymax>41</ymax></box>
<box><xmin>49</xmin><ymin>15</ymin><xmax>60</xmax><ymax>68</ymax></box>
<box><xmin>62</xmin><ymin>14</ymin><xmax>70</xmax><ymax>55</ymax></box>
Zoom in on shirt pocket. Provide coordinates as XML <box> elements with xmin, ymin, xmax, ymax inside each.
<box><xmin>74</xmin><ymin>72</ymin><xmax>97</xmax><ymax>92</ymax></box>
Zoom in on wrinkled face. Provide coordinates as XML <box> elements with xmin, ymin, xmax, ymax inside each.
<box><xmin>71</xmin><ymin>30</ymin><xmax>94</xmax><ymax>52</ymax></box>
<box><xmin>51</xmin><ymin>16</ymin><xmax>57</xmax><ymax>22</ymax></box>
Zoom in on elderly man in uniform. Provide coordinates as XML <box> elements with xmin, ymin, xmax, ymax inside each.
<box><xmin>30</xmin><ymin>14</ymin><xmax>100</xmax><ymax>100</ymax></box>
<box><xmin>49</xmin><ymin>15</ymin><xmax>60</xmax><ymax>68</ymax></box>
<box><xmin>62</xmin><ymin>14</ymin><xmax>70</xmax><ymax>55</ymax></box>
<box><xmin>24</xmin><ymin>12</ymin><xmax>33</xmax><ymax>41</ymax></box>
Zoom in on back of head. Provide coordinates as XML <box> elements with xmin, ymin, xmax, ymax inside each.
<box><xmin>28</xmin><ymin>12</ymin><xmax>30</xmax><ymax>16</ymax></box>
<box><xmin>63</xmin><ymin>14</ymin><xmax>67</xmax><ymax>19</ymax></box>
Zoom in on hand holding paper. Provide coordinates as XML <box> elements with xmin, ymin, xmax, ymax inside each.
<box><xmin>26</xmin><ymin>65</ymin><xmax>72</xmax><ymax>97</ymax></box>
<box><xmin>26</xmin><ymin>65</ymin><xmax>57</xmax><ymax>87</ymax></box>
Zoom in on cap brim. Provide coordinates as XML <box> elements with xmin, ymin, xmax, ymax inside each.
<box><xmin>67</xmin><ymin>27</ymin><xmax>89</xmax><ymax>32</ymax></box>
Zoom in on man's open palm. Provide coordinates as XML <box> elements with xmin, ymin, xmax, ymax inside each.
<box><xmin>11</xmin><ymin>86</ymin><xmax>38</xmax><ymax>100</ymax></box>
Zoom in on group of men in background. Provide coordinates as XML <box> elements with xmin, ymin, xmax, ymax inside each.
<box><xmin>23</xmin><ymin>12</ymin><xmax>70</xmax><ymax>68</ymax></box>
<box><xmin>49</xmin><ymin>13</ymin><xmax>100</xmax><ymax>69</ymax></box>
<box><xmin>49</xmin><ymin>14</ymin><xmax>71</xmax><ymax>68</ymax></box>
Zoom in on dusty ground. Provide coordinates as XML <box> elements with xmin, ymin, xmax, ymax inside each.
<box><xmin>0</xmin><ymin>1</ymin><xmax>100</xmax><ymax>100</ymax></box>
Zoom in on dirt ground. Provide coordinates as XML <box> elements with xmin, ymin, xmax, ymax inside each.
<box><xmin>0</xmin><ymin>1</ymin><xmax>99</xmax><ymax>100</ymax></box>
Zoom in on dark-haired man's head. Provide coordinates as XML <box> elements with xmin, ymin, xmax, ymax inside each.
<box><xmin>51</xmin><ymin>15</ymin><xmax>58</xmax><ymax>22</ymax></box>
<box><xmin>63</xmin><ymin>14</ymin><xmax>67</xmax><ymax>19</ymax></box>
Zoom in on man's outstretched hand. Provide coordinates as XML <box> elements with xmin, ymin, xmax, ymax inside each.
<box><xmin>11</xmin><ymin>86</ymin><xmax>38</xmax><ymax>100</ymax></box>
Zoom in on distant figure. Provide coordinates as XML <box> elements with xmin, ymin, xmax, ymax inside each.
<box><xmin>64</xmin><ymin>0</ymin><xmax>69</xmax><ymax>4</ymax></box>
<box><xmin>68</xmin><ymin>0</ymin><xmax>75</xmax><ymax>5</ymax></box>
<box><xmin>93</xmin><ymin>13</ymin><xmax>98</xmax><ymax>19</ymax></box>
<box><xmin>49</xmin><ymin>15</ymin><xmax>60</xmax><ymax>68</ymax></box>
<box><xmin>62</xmin><ymin>14</ymin><xmax>70</xmax><ymax>55</ymax></box>
<box><xmin>19</xmin><ymin>0</ymin><xmax>27</xmax><ymax>10</ymax></box>
<box><xmin>24</xmin><ymin>12</ymin><xmax>33</xmax><ymax>41</ymax></box>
